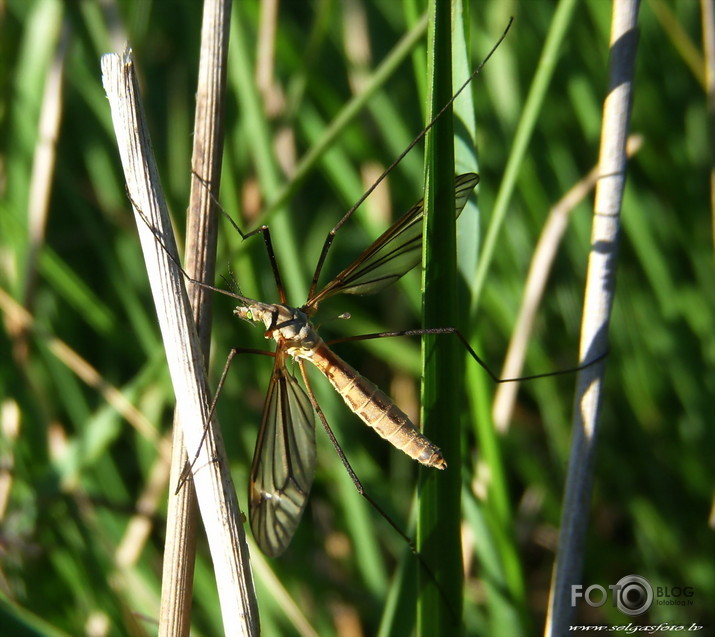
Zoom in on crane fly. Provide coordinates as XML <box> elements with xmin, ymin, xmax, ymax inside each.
<box><xmin>229</xmin><ymin>173</ymin><xmax>478</xmax><ymax>556</ymax></box>
<box><xmin>175</xmin><ymin>165</ymin><xmax>600</xmax><ymax>557</ymax></box>
<box><xmin>135</xmin><ymin>16</ymin><xmax>589</xmax><ymax>557</ymax></box>
<box><xmin>155</xmin><ymin>20</ymin><xmax>562</xmax><ymax>557</ymax></box>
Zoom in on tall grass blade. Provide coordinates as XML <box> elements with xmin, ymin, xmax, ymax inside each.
<box><xmin>418</xmin><ymin>0</ymin><xmax>462</xmax><ymax>633</ymax></box>
<box><xmin>545</xmin><ymin>2</ymin><xmax>640</xmax><ymax>633</ymax></box>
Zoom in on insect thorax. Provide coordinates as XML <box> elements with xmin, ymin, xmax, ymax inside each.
<box><xmin>234</xmin><ymin>302</ymin><xmax>321</xmax><ymax>356</ymax></box>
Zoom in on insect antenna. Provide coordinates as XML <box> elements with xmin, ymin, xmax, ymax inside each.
<box><xmin>220</xmin><ymin>266</ymin><xmax>248</xmax><ymax>304</ymax></box>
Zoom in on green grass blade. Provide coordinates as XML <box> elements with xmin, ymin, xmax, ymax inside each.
<box><xmin>418</xmin><ymin>0</ymin><xmax>462</xmax><ymax>633</ymax></box>
<box><xmin>471</xmin><ymin>0</ymin><xmax>579</xmax><ymax>307</ymax></box>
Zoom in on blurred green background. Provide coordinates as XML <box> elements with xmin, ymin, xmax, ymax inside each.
<box><xmin>1</xmin><ymin>0</ymin><xmax>713</xmax><ymax>635</ymax></box>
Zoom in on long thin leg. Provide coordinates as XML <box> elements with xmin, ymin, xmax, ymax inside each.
<box><xmin>133</xmin><ymin>179</ymin><xmax>287</xmax><ymax>304</ymax></box>
<box><xmin>240</xmin><ymin>225</ymin><xmax>287</xmax><ymax>303</ymax></box>
<box><xmin>325</xmin><ymin>327</ymin><xmax>608</xmax><ymax>383</ymax></box>
<box><xmin>191</xmin><ymin>171</ymin><xmax>287</xmax><ymax>302</ymax></box>
<box><xmin>176</xmin><ymin>347</ymin><xmax>276</xmax><ymax>493</ymax></box>
<box><xmin>306</xmin><ymin>19</ymin><xmax>514</xmax><ymax>300</ymax></box>
<box><xmin>296</xmin><ymin>359</ymin><xmax>458</xmax><ymax>622</ymax></box>
<box><xmin>295</xmin><ymin>361</ymin><xmax>410</xmax><ymax>543</ymax></box>
<box><xmin>128</xmin><ymin>187</ymin><xmax>254</xmax><ymax>305</ymax></box>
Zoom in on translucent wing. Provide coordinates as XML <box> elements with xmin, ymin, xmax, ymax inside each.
<box><xmin>249</xmin><ymin>350</ymin><xmax>316</xmax><ymax>557</ymax></box>
<box><xmin>306</xmin><ymin>173</ymin><xmax>479</xmax><ymax>309</ymax></box>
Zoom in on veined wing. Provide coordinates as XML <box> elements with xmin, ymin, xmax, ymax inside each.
<box><xmin>306</xmin><ymin>173</ymin><xmax>479</xmax><ymax>309</ymax></box>
<box><xmin>249</xmin><ymin>350</ymin><xmax>316</xmax><ymax>557</ymax></box>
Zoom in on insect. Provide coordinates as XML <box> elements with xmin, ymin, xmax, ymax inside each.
<box><xmin>119</xmin><ymin>16</ymin><xmax>518</xmax><ymax>562</ymax></box>
<box><xmin>230</xmin><ymin>173</ymin><xmax>479</xmax><ymax>556</ymax></box>
<box><xmin>188</xmin><ymin>161</ymin><xmax>598</xmax><ymax>556</ymax></box>
<box><xmin>163</xmin><ymin>18</ymin><xmax>580</xmax><ymax>557</ymax></box>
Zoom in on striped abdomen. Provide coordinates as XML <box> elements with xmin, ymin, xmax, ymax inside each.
<box><xmin>305</xmin><ymin>342</ymin><xmax>446</xmax><ymax>469</ymax></box>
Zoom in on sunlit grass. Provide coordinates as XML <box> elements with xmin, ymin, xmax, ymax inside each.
<box><xmin>1</xmin><ymin>1</ymin><xmax>713</xmax><ymax>635</ymax></box>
